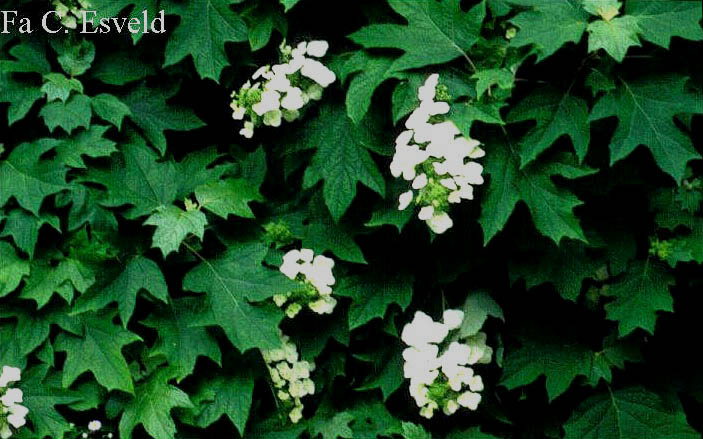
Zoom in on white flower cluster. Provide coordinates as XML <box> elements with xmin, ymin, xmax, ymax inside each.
<box><xmin>401</xmin><ymin>311</ymin><xmax>493</xmax><ymax>419</ymax></box>
<box><xmin>391</xmin><ymin>73</ymin><xmax>485</xmax><ymax>234</ymax></box>
<box><xmin>0</xmin><ymin>367</ymin><xmax>27</xmax><ymax>439</ymax></box>
<box><xmin>276</xmin><ymin>248</ymin><xmax>337</xmax><ymax>318</ymax></box>
<box><xmin>262</xmin><ymin>332</ymin><xmax>316</xmax><ymax>424</ymax></box>
<box><xmin>52</xmin><ymin>0</ymin><xmax>91</xmax><ymax>29</ymax></box>
<box><xmin>230</xmin><ymin>40</ymin><xmax>336</xmax><ymax>138</ymax></box>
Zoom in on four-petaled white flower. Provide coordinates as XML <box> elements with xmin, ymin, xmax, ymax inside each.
<box><xmin>0</xmin><ymin>367</ymin><xmax>20</xmax><ymax>388</ymax></box>
<box><xmin>0</xmin><ymin>389</ymin><xmax>22</xmax><ymax>408</ymax></box>
<box><xmin>306</xmin><ymin>40</ymin><xmax>329</xmax><ymax>58</ymax></box>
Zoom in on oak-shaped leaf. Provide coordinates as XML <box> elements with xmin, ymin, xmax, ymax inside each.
<box><xmin>41</xmin><ymin>72</ymin><xmax>83</xmax><ymax>102</ymax></box>
<box><xmin>586</xmin><ymin>16</ymin><xmax>641</xmax><ymax>62</ymax></box>
<box><xmin>0</xmin><ymin>39</ymin><xmax>51</xmax><ymax>74</ymax></box>
<box><xmin>54</xmin><ymin>311</ymin><xmax>142</xmax><ymax>393</ymax></box>
<box><xmin>144</xmin><ymin>205</ymin><xmax>208</xmax><ymax>257</ymax></box>
<box><xmin>479</xmin><ymin>141</ymin><xmax>596</xmax><ymax>245</ymax></box>
<box><xmin>194</xmin><ymin>178</ymin><xmax>263</xmax><ymax>219</ymax></box>
<box><xmin>91</xmin><ymin>93</ymin><xmax>132</xmax><ymax>129</ymax></box>
<box><xmin>507</xmin><ymin>0</ymin><xmax>589</xmax><ymax>62</ymax></box>
<box><xmin>301</xmin><ymin>103</ymin><xmax>385</xmax><ymax>222</ymax></box>
<box><xmin>456</xmin><ymin>291</ymin><xmax>504</xmax><ymax>338</ymax></box>
<box><xmin>122</xmin><ymin>84</ymin><xmax>204</xmax><ymax>155</ymax></box>
<box><xmin>589</xmin><ymin>75</ymin><xmax>702</xmax><ymax>183</ymax></box>
<box><xmin>19</xmin><ymin>255</ymin><xmax>95</xmax><ymax>308</ymax></box>
<box><xmin>0</xmin><ymin>71</ymin><xmax>44</xmax><ymax>125</ymax></box>
<box><xmin>602</xmin><ymin>260</ymin><xmax>674</xmax><ymax>337</ymax></box>
<box><xmin>336</xmin><ymin>274</ymin><xmax>413</xmax><ymax>330</ymax></box>
<box><xmin>73</xmin><ymin>255</ymin><xmax>169</xmax><ymax>327</ymax></box>
<box><xmin>348</xmin><ymin>0</ymin><xmax>485</xmax><ymax>72</ymax></box>
<box><xmin>118</xmin><ymin>367</ymin><xmax>193</xmax><ymax>439</ymax></box>
<box><xmin>626</xmin><ymin>0</ymin><xmax>703</xmax><ymax>49</ymax></box>
<box><xmin>0</xmin><ymin>304</ymin><xmax>82</xmax><ymax>357</ymax></box>
<box><xmin>182</xmin><ymin>241</ymin><xmax>299</xmax><ymax>351</ymax></box>
<box><xmin>40</xmin><ymin>94</ymin><xmax>92</xmax><ymax>134</ymax></box>
<box><xmin>0</xmin><ymin>139</ymin><xmax>68</xmax><ymax>215</ymax></box>
<box><xmin>21</xmin><ymin>365</ymin><xmax>82</xmax><ymax>439</ymax></box>
<box><xmin>508</xmin><ymin>237</ymin><xmax>601</xmax><ymax>302</ymax></box>
<box><xmin>0</xmin><ymin>241</ymin><xmax>30</xmax><ymax>298</ymax></box>
<box><xmin>564</xmin><ymin>387</ymin><xmax>698</xmax><ymax>439</ymax></box>
<box><xmin>501</xmin><ymin>330</ymin><xmax>639</xmax><ymax>400</ymax></box>
<box><xmin>180</xmin><ymin>366</ymin><xmax>255</xmax><ymax>435</ymax></box>
<box><xmin>142</xmin><ymin>297</ymin><xmax>222</xmax><ymax>383</ymax></box>
<box><xmin>506</xmin><ymin>88</ymin><xmax>590</xmax><ymax>166</ymax></box>
<box><xmin>86</xmin><ymin>132</ymin><xmax>178</xmax><ymax>218</ymax></box>
<box><xmin>341</xmin><ymin>53</ymin><xmax>397</xmax><ymax>124</ymax></box>
<box><xmin>0</xmin><ymin>208</ymin><xmax>60</xmax><ymax>259</ymax></box>
<box><xmin>164</xmin><ymin>0</ymin><xmax>248</xmax><ymax>82</ymax></box>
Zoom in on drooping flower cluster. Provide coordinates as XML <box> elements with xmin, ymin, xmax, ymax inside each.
<box><xmin>52</xmin><ymin>0</ymin><xmax>91</xmax><ymax>29</ymax></box>
<box><xmin>0</xmin><ymin>366</ymin><xmax>28</xmax><ymax>439</ymax></box>
<box><xmin>230</xmin><ymin>40</ymin><xmax>336</xmax><ymax>138</ymax></box>
<box><xmin>391</xmin><ymin>73</ymin><xmax>485</xmax><ymax>234</ymax></box>
<box><xmin>262</xmin><ymin>332</ymin><xmax>316</xmax><ymax>424</ymax></box>
<box><xmin>401</xmin><ymin>311</ymin><xmax>493</xmax><ymax>419</ymax></box>
<box><xmin>276</xmin><ymin>248</ymin><xmax>337</xmax><ymax>318</ymax></box>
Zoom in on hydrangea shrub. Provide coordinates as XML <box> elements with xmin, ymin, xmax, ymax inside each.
<box><xmin>0</xmin><ymin>0</ymin><xmax>702</xmax><ymax>438</ymax></box>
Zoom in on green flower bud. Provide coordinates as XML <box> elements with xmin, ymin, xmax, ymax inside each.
<box><xmin>263</xmin><ymin>221</ymin><xmax>295</xmax><ymax>248</ymax></box>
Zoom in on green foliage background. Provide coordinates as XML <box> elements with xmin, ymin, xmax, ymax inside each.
<box><xmin>1</xmin><ymin>0</ymin><xmax>702</xmax><ymax>438</ymax></box>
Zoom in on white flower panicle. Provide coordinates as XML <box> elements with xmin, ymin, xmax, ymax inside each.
<box><xmin>391</xmin><ymin>73</ymin><xmax>485</xmax><ymax>234</ymax></box>
<box><xmin>262</xmin><ymin>332</ymin><xmax>316</xmax><ymax>424</ymax></box>
<box><xmin>230</xmin><ymin>40</ymin><xmax>336</xmax><ymax>138</ymax></box>
<box><xmin>401</xmin><ymin>311</ymin><xmax>493</xmax><ymax>419</ymax></box>
<box><xmin>0</xmin><ymin>366</ymin><xmax>28</xmax><ymax>439</ymax></box>
<box><xmin>276</xmin><ymin>248</ymin><xmax>337</xmax><ymax>318</ymax></box>
<box><xmin>52</xmin><ymin>0</ymin><xmax>91</xmax><ymax>29</ymax></box>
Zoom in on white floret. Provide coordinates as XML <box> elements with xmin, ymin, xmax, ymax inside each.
<box><xmin>443</xmin><ymin>399</ymin><xmax>459</xmax><ymax>415</ymax></box>
<box><xmin>231</xmin><ymin>104</ymin><xmax>246</xmax><ymax>120</ymax></box>
<box><xmin>418</xmin><ymin>205</ymin><xmax>434</xmax><ymax>221</ymax></box>
<box><xmin>306</xmin><ymin>40</ymin><xmax>329</xmax><ymax>57</ymax></box>
<box><xmin>252</xmin><ymin>90</ymin><xmax>281</xmax><ymax>116</ymax></box>
<box><xmin>401</xmin><ymin>311</ymin><xmax>449</xmax><ymax>347</ymax></box>
<box><xmin>301</xmin><ymin>59</ymin><xmax>336</xmax><ymax>87</ymax></box>
<box><xmin>0</xmin><ymin>388</ymin><xmax>23</xmax><ymax>407</ymax></box>
<box><xmin>443</xmin><ymin>309</ymin><xmax>464</xmax><ymax>329</ymax></box>
<box><xmin>427</xmin><ymin>212</ymin><xmax>453</xmax><ymax>234</ymax></box>
<box><xmin>457</xmin><ymin>391</ymin><xmax>481</xmax><ymax>410</ymax></box>
<box><xmin>417</xmin><ymin>73</ymin><xmax>439</xmax><ymax>102</ymax></box>
<box><xmin>7</xmin><ymin>403</ymin><xmax>28</xmax><ymax>428</ymax></box>
<box><xmin>281</xmin><ymin>87</ymin><xmax>305</xmax><ymax>111</ymax></box>
<box><xmin>398</xmin><ymin>190</ymin><xmax>414</xmax><ymax>210</ymax></box>
<box><xmin>0</xmin><ymin>366</ymin><xmax>21</xmax><ymax>387</ymax></box>
<box><xmin>412</xmin><ymin>173</ymin><xmax>428</xmax><ymax>189</ymax></box>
